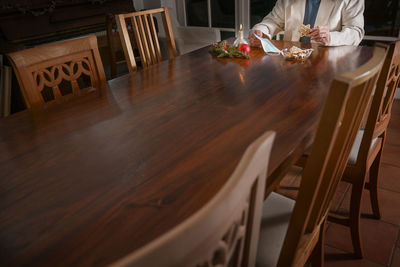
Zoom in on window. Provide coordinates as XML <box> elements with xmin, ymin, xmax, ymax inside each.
<box><xmin>185</xmin><ymin>0</ymin><xmax>208</xmax><ymax>27</ymax></box>
<box><xmin>364</xmin><ymin>0</ymin><xmax>400</xmax><ymax>37</ymax></box>
<box><xmin>184</xmin><ymin>0</ymin><xmax>237</xmax><ymax>39</ymax></box>
<box><xmin>250</xmin><ymin>0</ymin><xmax>276</xmax><ymax>28</ymax></box>
<box><xmin>180</xmin><ymin>0</ymin><xmax>273</xmax><ymax>39</ymax></box>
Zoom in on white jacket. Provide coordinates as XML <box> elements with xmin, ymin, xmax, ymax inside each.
<box><xmin>252</xmin><ymin>0</ymin><xmax>364</xmax><ymax>46</ymax></box>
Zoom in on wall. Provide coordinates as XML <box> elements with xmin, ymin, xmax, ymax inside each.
<box><xmin>144</xmin><ymin>0</ymin><xmax>162</xmax><ymax>9</ymax></box>
<box><xmin>133</xmin><ymin>0</ymin><xmax>164</xmax><ymax>10</ymax></box>
<box><xmin>132</xmin><ymin>0</ymin><xmax>143</xmax><ymax>10</ymax></box>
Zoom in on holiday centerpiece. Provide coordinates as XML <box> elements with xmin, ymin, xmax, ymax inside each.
<box><xmin>209</xmin><ymin>41</ymin><xmax>250</xmax><ymax>58</ymax></box>
<box><xmin>209</xmin><ymin>24</ymin><xmax>251</xmax><ymax>59</ymax></box>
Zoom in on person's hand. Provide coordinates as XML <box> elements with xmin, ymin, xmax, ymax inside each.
<box><xmin>248</xmin><ymin>30</ymin><xmax>263</xmax><ymax>47</ymax></box>
<box><xmin>310</xmin><ymin>26</ymin><xmax>331</xmax><ymax>46</ymax></box>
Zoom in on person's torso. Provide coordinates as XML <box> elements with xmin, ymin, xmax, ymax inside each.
<box><xmin>281</xmin><ymin>0</ymin><xmax>348</xmax><ymax>41</ymax></box>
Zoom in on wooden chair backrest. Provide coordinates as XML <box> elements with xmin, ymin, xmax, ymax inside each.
<box><xmin>7</xmin><ymin>36</ymin><xmax>106</xmax><ymax>110</ymax></box>
<box><xmin>357</xmin><ymin>41</ymin><xmax>400</xmax><ymax>164</ymax></box>
<box><xmin>116</xmin><ymin>7</ymin><xmax>178</xmax><ymax>72</ymax></box>
<box><xmin>106</xmin><ymin>8</ymin><xmax>158</xmax><ymax>78</ymax></box>
<box><xmin>277</xmin><ymin>46</ymin><xmax>387</xmax><ymax>267</ymax></box>
<box><xmin>111</xmin><ymin>131</ymin><xmax>276</xmax><ymax>267</ymax></box>
<box><xmin>106</xmin><ymin>12</ymin><xmax>136</xmax><ymax>79</ymax></box>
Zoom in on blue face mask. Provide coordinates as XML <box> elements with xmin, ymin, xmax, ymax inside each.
<box><xmin>255</xmin><ymin>35</ymin><xmax>282</xmax><ymax>54</ymax></box>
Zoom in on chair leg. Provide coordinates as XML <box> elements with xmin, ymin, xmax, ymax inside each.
<box><xmin>368</xmin><ymin>149</ymin><xmax>383</xmax><ymax>219</ymax></box>
<box><xmin>110</xmin><ymin>61</ymin><xmax>117</xmax><ymax>79</ymax></box>
<box><xmin>311</xmin><ymin>220</ymin><xmax>326</xmax><ymax>267</ymax></box>
<box><xmin>349</xmin><ymin>181</ymin><xmax>365</xmax><ymax>258</ymax></box>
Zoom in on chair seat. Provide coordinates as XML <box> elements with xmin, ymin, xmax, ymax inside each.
<box><xmin>348</xmin><ymin>129</ymin><xmax>379</xmax><ymax>165</ymax></box>
<box><xmin>256</xmin><ymin>192</ymin><xmax>295</xmax><ymax>267</ymax></box>
<box><xmin>305</xmin><ymin>129</ymin><xmax>379</xmax><ymax>165</ymax></box>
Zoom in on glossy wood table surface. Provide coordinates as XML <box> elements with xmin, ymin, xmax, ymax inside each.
<box><xmin>0</xmin><ymin>41</ymin><xmax>372</xmax><ymax>266</ymax></box>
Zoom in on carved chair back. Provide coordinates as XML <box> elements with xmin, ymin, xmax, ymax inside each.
<box><xmin>356</xmin><ymin>41</ymin><xmax>400</xmax><ymax>165</ymax></box>
<box><xmin>116</xmin><ymin>7</ymin><xmax>177</xmax><ymax>72</ymax></box>
<box><xmin>7</xmin><ymin>35</ymin><xmax>106</xmax><ymax>110</ymax></box>
<box><xmin>111</xmin><ymin>131</ymin><xmax>275</xmax><ymax>267</ymax></box>
<box><xmin>277</xmin><ymin>46</ymin><xmax>387</xmax><ymax>267</ymax></box>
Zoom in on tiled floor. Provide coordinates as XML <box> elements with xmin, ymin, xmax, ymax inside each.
<box><xmin>278</xmin><ymin>100</ymin><xmax>400</xmax><ymax>267</ymax></box>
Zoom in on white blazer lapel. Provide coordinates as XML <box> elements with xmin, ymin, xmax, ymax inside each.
<box><xmin>315</xmin><ymin>0</ymin><xmax>336</xmax><ymax>27</ymax></box>
<box><xmin>288</xmin><ymin>0</ymin><xmax>306</xmax><ymax>23</ymax></box>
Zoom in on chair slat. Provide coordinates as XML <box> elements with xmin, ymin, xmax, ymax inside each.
<box><xmin>130</xmin><ymin>16</ymin><xmax>147</xmax><ymax>68</ymax></box>
<box><xmin>161</xmin><ymin>8</ymin><xmax>178</xmax><ymax>58</ymax></box>
<box><xmin>116</xmin><ymin>7</ymin><xmax>177</xmax><ymax>71</ymax></box>
<box><xmin>137</xmin><ymin>15</ymin><xmax>152</xmax><ymax>66</ymax></box>
<box><xmin>149</xmin><ymin>14</ymin><xmax>162</xmax><ymax>62</ymax></box>
<box><xmin>115</xmin><ymin>15</ymin><xmax>137</xmax><ymax>72</ymax></box>
<box><xmin>143</xmin><ymin>14</ymin><xmax>158</xmax><ymax>64</ymax></box>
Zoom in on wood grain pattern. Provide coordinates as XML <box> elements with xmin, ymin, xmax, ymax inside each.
<box><xmin>0</xmin><ymin>41</ymin><xmax>373</xmax><ymax>266</ymax></box>
<box><xmin>111</xmin><ymin>132</ymin><xmax>275</xmax><ymax>267</ymax></box>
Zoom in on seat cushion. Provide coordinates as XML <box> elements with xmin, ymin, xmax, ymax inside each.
<box><xmin>348</xmin><ymin>129</ymin><xmax>379</xmax><ymax>165</ymax></box>
<box><xmin>305</xmin><ymin>129</ymin><xmax>379</xmax><ymax>165</ymax></box>
<box><xmin>256</xmin><ymin>192</ymin><xmax>295</xmax><ymax>267</ymax></box>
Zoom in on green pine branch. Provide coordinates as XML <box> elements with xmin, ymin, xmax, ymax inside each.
<box><xmin>209</xmin><ymin>41</ymin><xmax>250</xmax><ymax>59</ymax></box>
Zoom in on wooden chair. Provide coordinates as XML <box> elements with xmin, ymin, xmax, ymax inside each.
<box><xmin>110</xmin><ymin>131</ymin><xmax>275</xmax><ymax>267</ymax></box>
<box><xmin>256</xmin><ymin>46</ymin><xmax>386</xmax><ymax>267</ymax></box>
<box><xmin>116</xmin><ymin>7</ymin><xmax>178</xmax><ymax>72</ymax></box>
<box><xmin>326</xmin><ymin>41</ymin><xmax>400</xmax><ymax>258</ymax></box>
<box><xmin>106</xmin><ymin>11</ymin><xmax>159</xmax><ymax>78</ymax></box>
<box><xmin>106</xmin><ymin>12</ymin><xmax>137</xmax><ymax>79</ymax></box>
<box><xmin>7</xmin><ymin>36</ymin><xmax>106</xmax><ymax>110</ymax></box>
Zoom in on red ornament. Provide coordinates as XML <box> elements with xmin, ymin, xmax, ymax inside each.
<box><xmin>224</xmin><ymin>44</ymin><xmax>230</xmax><ymax>50</ymax></box>
<box><xmin>239</xmin><ymin>44</ymin><xmax>251</xmax><ymax>54</ymax></box>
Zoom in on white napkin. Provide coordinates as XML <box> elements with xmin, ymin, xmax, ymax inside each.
<box><xmin>255</xmin><ymin>35</ymin><xmax>282</xmax><ymax>54</ymax></box>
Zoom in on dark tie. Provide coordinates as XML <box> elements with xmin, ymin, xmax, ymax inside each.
<box><xmin>300</xmin><ymin>0</ymin><xmax>321</xmax><ymax>43</ymax></box>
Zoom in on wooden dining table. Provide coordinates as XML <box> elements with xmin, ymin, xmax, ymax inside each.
<box><xmin>0</xmin><ymin>40</ymin><xmax>373</xmax><ymax>266</ymax></box>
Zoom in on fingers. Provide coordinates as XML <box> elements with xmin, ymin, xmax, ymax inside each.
<box><xmin>310</xmin><ymin>26</ymin><xmax>328</xmax><ymax>34</ymax></box>
<box><xmin>309</xmin><ymin>26</ymin><xmax>330</xmax><ymax>45</ymax></box>
<box><xmin>309</xmin><ymin>31</ymin><xmax>319</xmax><ymax>39</ymax></box>
<box><xmin>313</xmin><ymin>37</ymin><xmax>329</xmax><ymax>46</ymax></box>
<box><xmin>313</xmin><ymin>38</ymin><xmax>328</xmax><ymax>45</ymax></box>
<box><xmin>250</xmin><ymin>38</ymin><xmax>261</xmax><ymax>47</ymax></box>
<box><xmin>248</xmin><ymin>30</ymin><xmax>263</xmax><ymax>47</ymax></box>
<box><xmin>253</xmin><ymin>30</ymin><xmax>263</xmax><ymax>37</ymax></box>
<box><xmin>309</xmin><ymin>27</ymin><xmax>321</xmax><ymax>39</ymax></box>
<box><xmin>311</xmin><ymin>32</ymin><xmax>328</xmax><ymax>39</ymax></box>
